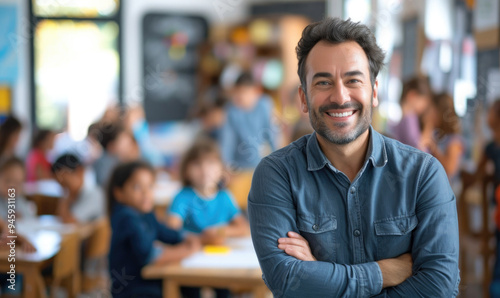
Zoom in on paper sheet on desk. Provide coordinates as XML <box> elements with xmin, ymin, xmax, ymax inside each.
<box><xmin>181</xmin><ymin>238</ymin><xmax>261</xmax><ymax>269</ymax></box>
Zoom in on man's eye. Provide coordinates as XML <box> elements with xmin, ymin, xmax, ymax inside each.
<box><xmin>347</xmin><ymin>79</ymin><xmax>360</xmax><ymax>84</ymax></box>
<box><xmin>316</xmin><ymin>81</ymin><xmax>330</xmax><ymax>86</ymax></box>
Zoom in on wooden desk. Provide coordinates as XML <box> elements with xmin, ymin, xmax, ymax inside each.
<box><xmin>0</xmin><ymin>216</ymin><xmax>101</xmax><ymax>297</ymax></box>
<box><xmin>142</xmin><ymin>238</ymin><xmax>270</xmax><ymax>298</ymax></box>
<box><xmin>0</xmin><ymin>230</ymin><xmax>61</xmax><ymax>298</ymax></box>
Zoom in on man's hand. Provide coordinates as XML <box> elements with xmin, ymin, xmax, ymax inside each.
<box><xmin>278</xmin><ymin>231</ymin><xmax>316</xmax><ymax>261</ymax></box>
<box><xmin>377</xmin><ymin>253</ymin><xmax>413</xmax><ymax>288</ymax></box>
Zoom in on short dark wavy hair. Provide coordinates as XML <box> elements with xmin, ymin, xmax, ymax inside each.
<box><xmin>296</xmin><ymin>18</ymin><xmax>385</xmax><ymax>90</ymax></box>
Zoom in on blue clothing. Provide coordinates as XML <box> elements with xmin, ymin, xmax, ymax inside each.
<box><xmin>108</xmin><ymin>203</ymin><xmax>183</xmax><ymax>298</ymax></box>
<box><xmin>220</xmin><ymin>95</ymin><xmax>277</xmax><ymax>170</ymax></box>
<box><xmin>485</xmin><ymin>141</ymin><xmax>500</xmax><ymax>189</ymax></box>
<box><xmin>248</xmin><ymin>127</ymin><xmax>460</xmax><ymax>297</ymax></box>
<box><xmin>169</xmin><ymin>187</ymin><xmax>240</xmax><ymax>234</ymax></box>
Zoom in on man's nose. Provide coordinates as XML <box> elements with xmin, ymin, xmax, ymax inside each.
<box><xmin>329</xmin><ymin>83</ymin><xmax>350</xmax><ymax>106</ymax></box>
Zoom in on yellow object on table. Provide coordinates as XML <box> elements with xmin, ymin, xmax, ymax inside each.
<box><xmin>203</xmin><ymin>245</ymin><xmax>231</xmax><ymax>255</ymax></box>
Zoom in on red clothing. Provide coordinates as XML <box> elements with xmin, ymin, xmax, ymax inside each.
<box><xmin>26</xmin><ymin>149</ymin><xmax>51</xmax><ymax>182</ymax></box>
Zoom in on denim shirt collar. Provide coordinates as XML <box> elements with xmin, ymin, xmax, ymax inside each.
<box><xmin>306</xmin><ymin>126</ymin><xmax>388</xmax><ymax>172</ymax></box>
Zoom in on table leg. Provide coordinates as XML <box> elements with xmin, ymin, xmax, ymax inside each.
<box><xmin>22</xmin><ymin>269</ymin><xmax>47</xmax><ymax>298</ymax></box>
<box><xmin>163</xmin><ymin>279</ymin><xmax>180</xmax><ymax>298</ymax></box>
<box><xmin>252</xmin><ymin>285</ymin><xmax>269</xmax><ymax>298</ymax></box>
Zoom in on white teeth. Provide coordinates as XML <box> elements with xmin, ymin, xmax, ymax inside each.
<box><xmin>327</xmin><ymin>111</ymin><xmax>354</xmax><ymax>117</ymax></box>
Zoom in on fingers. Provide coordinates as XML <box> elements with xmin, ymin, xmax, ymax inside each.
<box><xmin>287</xmin><ymin>231</ymin><xmax>307</xmax><ymax>240</ymax></box>
<box><xmin>278</xmin><ymin>244</ymin><xmax>310</xmax><ymax>261</ymax></box>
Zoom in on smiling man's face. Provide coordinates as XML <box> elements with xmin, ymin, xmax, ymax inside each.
<box><xmin>299</xmin><ymin>40</ymin><xmax>378</xmax><ymax>145</ymax></box>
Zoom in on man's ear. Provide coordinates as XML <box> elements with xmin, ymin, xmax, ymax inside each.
<box><xmin>372</xmin><ymin>80</ymin><xmax>379</xmax><ymax>108</ymax></box>
<box><xmin>298</xmin><ymin>85</ymin><xmax>309</xmax><ymax>113</ymax></box>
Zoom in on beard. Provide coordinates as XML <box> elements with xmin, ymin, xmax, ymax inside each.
<box><xmin>307</xmin><ymin>92</ymin><xmax>373</xmax><ymax>145</ymax></box>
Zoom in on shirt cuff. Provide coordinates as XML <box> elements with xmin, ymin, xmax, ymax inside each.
<box><xmin>352</xmin><ymin>261</ymin><xmax>383</xmax><ymax>297</ymax></box>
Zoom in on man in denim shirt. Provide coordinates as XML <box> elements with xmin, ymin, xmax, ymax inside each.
<box><xmin>248</xmin><ymin>18</ymin><xmax>460</xmax><ymax>297</ymax></box>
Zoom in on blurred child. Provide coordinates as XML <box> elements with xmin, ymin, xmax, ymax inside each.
<box><xmin>93</xmin><ymin>122</ymin><xmax>138</xmax><ymax>187</ymax></box>
<box><xmin>389</xmin><ymin>76</ymin><xmax>432</xmax><ymax>150</ymax></box>
<box><xmin>0</xmin><ymin>115</ymin><xmax>22</xmax><ymax>162</ymax></box>
<box><xmin>220</xmin><ymin>71</ymin><xmax>277</xmax><ymax>170</ymax></box>
<box><xmin>195</xmin><ymin>95</ymin><xmax>227</xmax><ymax>142</ymax></box>
<box><xmin>0</xmin><ymin>157</ymin><xmax>36</xmax><ymax>220</ymax></box>
<box><xmin>108</xmin><ymin>161</ymin><xmax>200</xmax><ymax>298</ymax></box>
<box><xmin>422</xmin><ymin>93</ymin><xmax>463</xmax><ymax>179</ymax></box>
<box><xmin>167</xmin><ymin>138</ymin><xmax>248</xmax><ymax>298</ymax></box>
<box><xmin>26</xmin><ymin>129</ymin><xmax>55</xmax><ymax>182</ymax></box>
<box><xmin>474</xmin><ymin>100</ymin><xmax>500</xmax><ymax>296</ymax></box>
<box><xmin>167</xmin><ymin>138</ymin><xmax>249</xmax><ymax>243</ymax></box>
<box><xmin>52</xmin><ymin>153</ymin><xmax>105</xmax><ymax>223</ymax></box>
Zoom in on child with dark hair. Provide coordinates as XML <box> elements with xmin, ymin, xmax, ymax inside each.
<box><xmin>52</xmin><ymin>153</ymin><xmax>105</xmax><ymax>223</ymax></box>
<box><xmin>107</xmin><ymin>160</ymin><xmax>200</xmax><ymax>298</ymax></box>
<box><xmin>25</xmin><ymin>129</ymin><xmax>55</xmax><ymax>182</ymax></box>
<box><xmin>220</xmin><ymin>71</ymin><xmax>277</xmax><ymax>169</ymax></box>
<box><xmin>0</xmin><ymin>115</ymin><xmax>22</xmax><ymax>162</ymax></box>
<box><xmin>93</xmin><ymin>122</ymin><xmax>137</xmax><ymax>187</ymax></box>
<box><xmin>0</xmin><ymin>157</ymin><xmax>36</xmax><ymax>220</ymax></box>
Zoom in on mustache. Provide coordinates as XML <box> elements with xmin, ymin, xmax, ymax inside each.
<box><xmin>319</xmin><ymin>102</ymin><xmax>363</xmax><ymax>113</ymax></box>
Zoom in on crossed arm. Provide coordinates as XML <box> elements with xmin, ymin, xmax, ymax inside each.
<box><xmin>248</xmin><ymin>157</ymin><xmax>460</xmax><ymax>297</ymax></box>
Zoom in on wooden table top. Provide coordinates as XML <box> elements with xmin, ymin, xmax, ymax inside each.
<box><xmin>0</xmin><ymin>230</ymin><xmax>61</xmax><ymax>264</ymax></box>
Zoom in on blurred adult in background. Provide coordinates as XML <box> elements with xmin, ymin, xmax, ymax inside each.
<box><xmin>93</xmin><ymin>122</ymin><xmax>138</xmax><ymax>188</ymax></box>
<box><xmin>25</xmin><ymin>129</ymin><xmax>55</xmax><ymax>182</ymax></box>
<box><xmin>0</xmin><ymin>115</ymin><xmax>22</xmax><ymax>162</ymax></box>
<box><xmin>220</xmin><ymin>71</ymin><xmax>277</xmax><ymax>170</ymax></box>
<box><xmin>423</xmin><ymin>93</ymin><xmax>464</xmax><ymax>179</ymax></box>
<box><xmin>389</xmin><ymin>76</ymin><xmax>432</xmax><ymax>151</ymax></box>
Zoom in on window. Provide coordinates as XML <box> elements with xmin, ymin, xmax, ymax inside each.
<box><xmin>30</xmin><ymin>0</ymin><xmax>122</xmax><ymax>140</ymax></box>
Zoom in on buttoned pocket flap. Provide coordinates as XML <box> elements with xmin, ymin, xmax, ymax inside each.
<box><xmin>374</xmin><ymin>214</ymin><xmax>418</xmax><ymax>236</ymax></box>
<box><xmin>297</xmin><ymin>215</ymin><xmax>337</xmax><ymax>233</ymax></box>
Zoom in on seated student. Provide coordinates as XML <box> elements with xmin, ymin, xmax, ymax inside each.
<box><xmin>52</xmin><ymin>154</ymin><xmax>105</xmax><ymax>224</ymax></box>
<box><xmin>0</xmin><ymin>218</ymin><xmax>36</xmax><ymax>296</ymax></box>
<box><xmin>0</xmin><ymin>115</ymin><xmax>22</xmax><ymax>163</ymax></box>
<box><xmin>0</xmin><ymin>157</ymin><xmax>36</xmax><ymax>220</ymax></box>
<box><xmin>93</xmin><ymin>122</ymin><xmax>138</xmax><ymax>187</ymax></box>
<box><xmin>108</xmin><ymin>161</ymin><xmax>200</xmax><ymax>298</ymax></box>
<box><xmin>220</xmin><ymin>71</ymin><xmax>277</xmax><ymax>170</ymax></box>
<box><xmin>26</xmin><ymin>129</ymin><xmax>56</xmax><ymax>182</ymax></box>
<box><xmin>194</xmin><ymin>94</ymin><xmax>227</xmax><ymax>142</ymax></box>
<box><xmin>167</xmin><ymin>137</ymin><xmax>250</xmax><ymax>244</ymax></box>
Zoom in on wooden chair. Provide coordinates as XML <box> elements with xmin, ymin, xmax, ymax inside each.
<box><xmin>44</xmin><ymin>232</ymin><xmax>81</xmax><ymax>298</ymax></box>
<box><xmin>458</xmin><ymin>171</ymin><xmax>495</xmax><ymax>297</ymax></box>
<box><xmin>227</xmin><ymin>171</ymin><xmax>254</xmax><ymax>211</ymax></box>
<box><xmin>82</xmin><ymin>217</ymin><xmax>111</xmax><ymax>292</ymax></box>
<box><xmin>26</xmin><ymin>194</ymin><xmax>60</xmax><ymax>215</ymax></box>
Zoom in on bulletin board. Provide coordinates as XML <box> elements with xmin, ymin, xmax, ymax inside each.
<box><xmin>142</xmin><ymin>13</ymin><xmax>208</xmax><ymax>123</ymax></box>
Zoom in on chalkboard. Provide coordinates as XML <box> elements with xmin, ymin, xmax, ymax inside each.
<box><xmin>250</xmin><ymin>1</ymin><xmax>326</xmax><ymax>22</ymax></box>
<box><xmin>142</xmin><ymin>13</ymin><xmax>208</xmax><ymax>123</ymax></box>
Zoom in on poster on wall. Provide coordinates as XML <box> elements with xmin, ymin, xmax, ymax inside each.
<box><xmin>142</xmin><ymin>13</ymin><xmax>208</xmax><ymax>123</ymax></box>
<box><xmin>0</xmin><ymin>5</ymin><xmax>18</xmax><ymax>86</ymax></box>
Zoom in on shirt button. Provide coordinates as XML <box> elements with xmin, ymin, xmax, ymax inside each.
<box><xmin>353</xmin><ymin>229</ymin><xmax>361</xmax><ymax>237</ymax></box>
<box><xmin>312</xmin><ymin>224</ymin><xmax>319</xmax><ymax>231</ymax></box>
<box><xmin>350</xmin><ymin>187</ymin><xmax>356</xmax><ymax>194</ymax></box>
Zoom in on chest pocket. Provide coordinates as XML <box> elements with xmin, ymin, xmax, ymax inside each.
<box><xmin>374</xmin><ymin>214</ymin><xmax>418</xmax><ymax>260</ymax></box>
<box><xmin>296</xmin><ymin>214</ymin><xmax>337</xmax><ymax>262</ymax></box>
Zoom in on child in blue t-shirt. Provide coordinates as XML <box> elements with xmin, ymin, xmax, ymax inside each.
<box><xmin>108</xmin><ymin>161</ymin><xmax>201</xmax><ymax>298</ymax></box>
<box><xmin>167</xmin><ymin>137</ymin><xmax>250</xmax><ymax>245</ymax></box>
